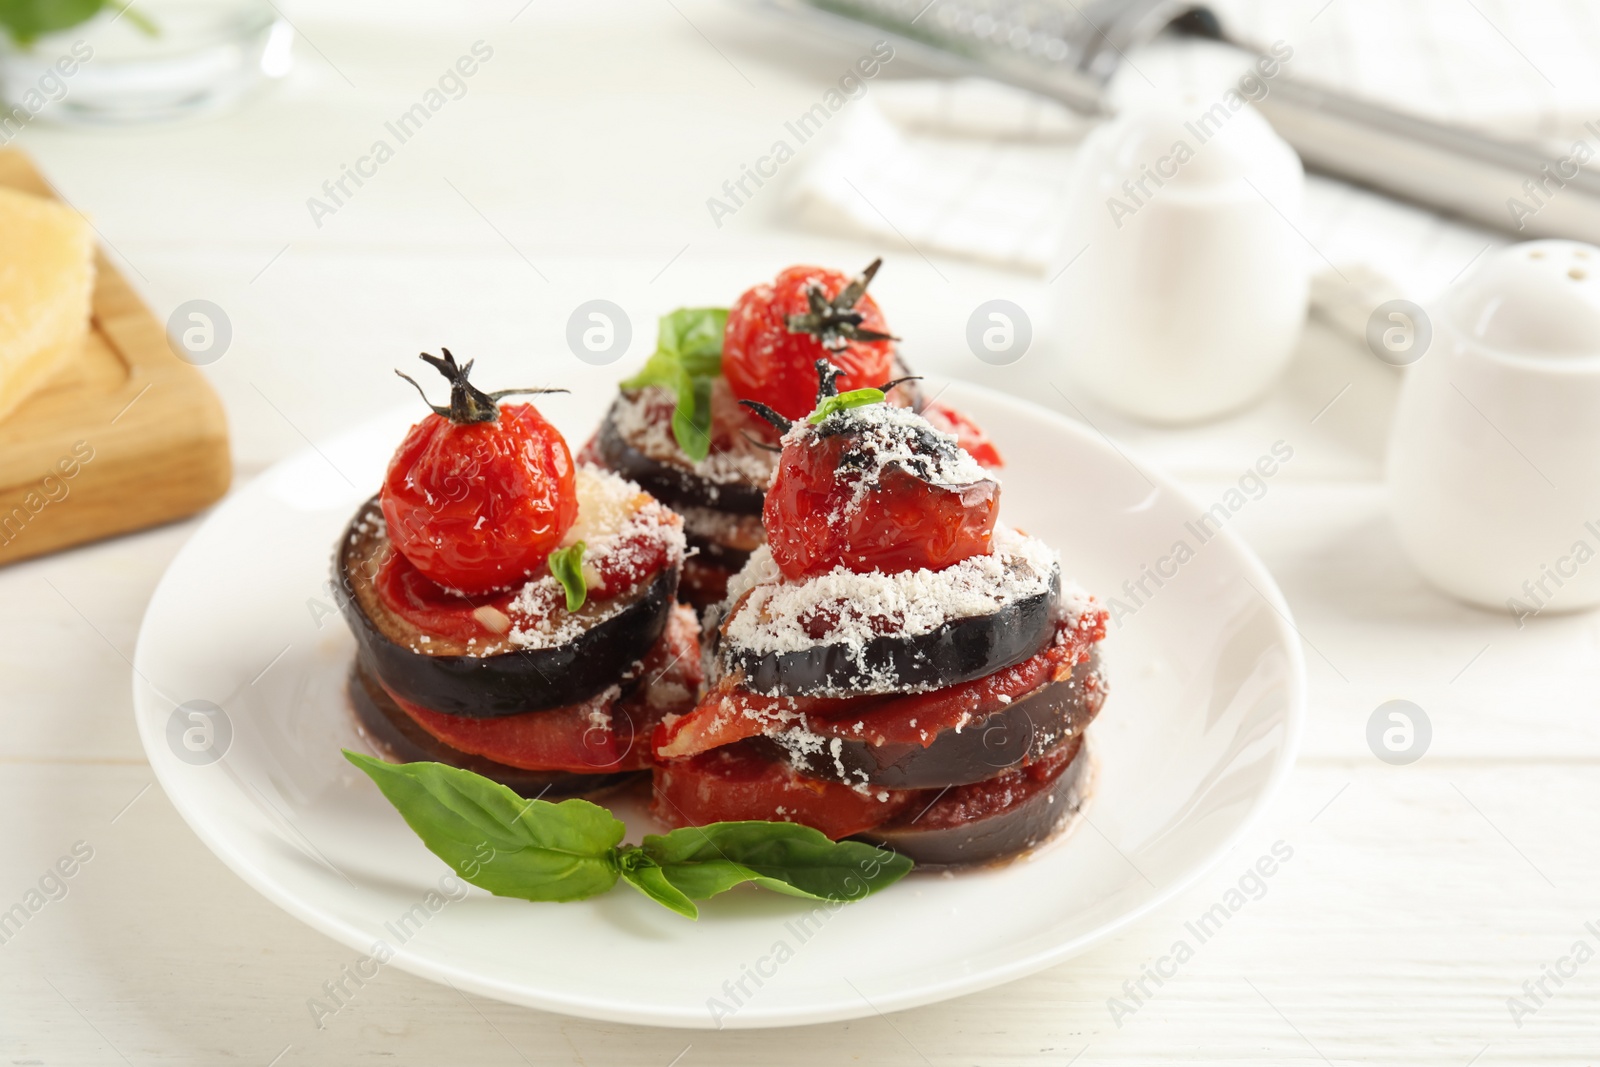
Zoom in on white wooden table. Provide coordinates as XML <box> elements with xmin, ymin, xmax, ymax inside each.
<box><xmin>3</xmin><ymin>2</ymin><xmax>1596</xmax><ymax>1063</ymax></box>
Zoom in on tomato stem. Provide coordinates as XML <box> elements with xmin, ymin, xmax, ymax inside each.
<box><xmin>875</xmin><ymin>374</ymin><xmax>922</xmax><ymax>395</ymax></box>
<box><xmin>814</xmin><ymin>358</ymin><xmax>844</xmax><ymax>400</ymax></box>
<box><xmin>396</xmin><ymin>348</ymin><xmax>567</xmax><ymax>424</ymax></box>
<box><xmin>783</xmin><ymin>258</ymin><xmax>900</xmax><ymax>352</ymax></box>
<box><xmin>737</xmin><ymin>399</ymin><xmax>792</xmax><ymax>435</ymax></box>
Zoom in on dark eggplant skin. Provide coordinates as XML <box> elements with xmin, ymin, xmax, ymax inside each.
<box><xmin>762</xmin><ymin>650</ymin><xmax>1103</xmax><ymax>789</ymax></box>
<box><xmin>854</xmin><ymin>737</ymin><xmax>1092</xmax><ymax>870</ymax></box>
<box><xmin>678</xmin><ymin>535</ymin><xmax>752</xmax><ymax>614</ymax></box>
<box><xmin>595</xmin><ymin>397</ymin><xmax>766</xmax><ymax>516</ymax></box>
<box><xmin>347</xmin><ymin>661</ymin><xmax>641</xmax><ymax>800</ymax></box>
<box><xmin>680</xmin><ymin>556</ymin><xmax>738</xmax><ymax>615</ymax></box>
<box><xmin>335</xmin><ymin>498</ymin><xmax>676</xmax><ymax>718</ymax></box>
<box><xmin>725</xmin><ymin>570</ymin><xmax>1060</xmax><ymax>698</ymax></box>
<box><xmin>686</xmin><ymin>532</ymin><xmax>753</xmax><ymax>571</ymax></box>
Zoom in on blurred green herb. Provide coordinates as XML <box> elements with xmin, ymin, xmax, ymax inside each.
<box><xmin>0</xmin><ymin>0</ymin><xmax>155</xmax><ymax>48</ymax></box>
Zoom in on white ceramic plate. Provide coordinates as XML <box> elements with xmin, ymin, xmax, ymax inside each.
<box><xmin>132</xmin><ymin>380</ymin><xmax>1304</xmax><ymax>1029</ymax></box>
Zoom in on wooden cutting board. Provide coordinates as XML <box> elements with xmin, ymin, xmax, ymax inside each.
<box><xmin>0</xmin><ymin>149</ymin><xmax>231</xmax><ymax>566</ymax></box>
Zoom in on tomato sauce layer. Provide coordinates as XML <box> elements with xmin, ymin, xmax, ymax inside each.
<box><xmin>385</xmin><ymin>605</ymin><xmax>701</xmax><ymax>772</ymax></box>
<box><xmin>652</xmin><ymin>734</ymin><xmax>1084</xmax><ymax>840</ymax></box>
<box><xmin>655</xmin><ymin>610</ymin><xmax>1106</xmax><ymax>761</ymax></box>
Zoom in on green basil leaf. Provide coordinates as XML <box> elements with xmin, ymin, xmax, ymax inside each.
<box><xmin>547</xmin><ymin>542</ymin><xmax>586</xmax><ymax>612</ymax></box>
<box><xmin>809</xmin><ymin>388</ymin><xmax>886</xmax><ymax>425</ymax></box>
<box><xmin>0</xmin><ymin>0</ymin><xmax>104</xmax><ymax>45</ymax></box>
<box><xmin>344</xmin><ymin>750</ymin><xmax>622</xmax><ymax>902</ymax></box>
<box><xmin>617</xmin><ymin>848</ymin><xmax>699</xmax><ymax>919</ymax></box>
<box><xmin>671</xmin><ymin>372</ymin><xmax>715</xmax><ymax>462</ymax></box>
<box><xmin>616</xmin><ymin>347</ymin><xmax>679</xmax><ymax>393</ymax></box>
<box><xmin>618</xmin><ymin>308</ymin><xmax>727</xmax><ymax>460</ymax></box>
<box><xmin>617</xmin><ymin>307</ymin><xmax>727</xmax><ymax>391</ymax></box>
<box><xmin>642</xmin><ymin>821</ymin><xmax>912</xmax><ymax>903</ymax></box>
<box><xmin>658</xmin><ymin>306</ymin><xmax>727</xmax><ymax>372</ymax></box>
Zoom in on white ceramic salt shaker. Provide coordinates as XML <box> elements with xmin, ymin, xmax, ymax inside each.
<box><xmin>1052</xmin><ymin>101</ymin><xmax>1308</xmax><ymax>423</ymax></box>
<box><xmin>1389</xmin><ymin>239</ymin><xmax>1600</xmax><ymax>615</ymax></box>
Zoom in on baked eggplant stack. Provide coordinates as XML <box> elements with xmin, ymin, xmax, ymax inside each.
<box><xmin>337</xmin><ymin>351</ymin><xmax>701</xmax><ymax>799</ymax></box>
<box><xmin>649</xmin><ymin>364</ymin><xmax>1108</xmax><ymax>869</ymax></box>
<box><xmin>580</xmin><ymin>258</ymin><xmax>1003</xmax><ymax>610</ymax></box>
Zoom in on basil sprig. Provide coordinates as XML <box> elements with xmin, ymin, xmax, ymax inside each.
<box><xmin>345</xmin><ymin>751</ymin><xmax>912</xmax><ymax>919</ymax></box>
<box><xmin>546</xmin><ymin>541</ymin><xmax>586</xmax><ymax>612</ymax></box>
<box><xmin>619</xmin><ymin>307</ymin><xmax>728</xmax><ymax>462</ymax></box>
<box><xmin>808</xmin><ymin>387</ymin><xmax>886</xmax><ymax>424</ymax></box>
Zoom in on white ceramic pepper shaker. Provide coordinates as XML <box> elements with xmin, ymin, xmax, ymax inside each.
<box><xmin>1052</xmin><ymin>101</ymin><xmax>1308</xmax><ymax>423</ymax></box>
<box><xmin>1389</xmin><ymin>239</ymin><xmax>1600</xmax><ymax>616</ymax></box>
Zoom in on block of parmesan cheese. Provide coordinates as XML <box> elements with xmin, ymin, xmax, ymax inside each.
<box><xmin>0</xmin><ymin>186</ymin><xmax>95</xmax><ymax>425</ymax></box>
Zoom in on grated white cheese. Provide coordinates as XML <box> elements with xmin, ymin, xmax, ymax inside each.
<box><xmin>781</xmin><ymin>401</ymin><xmax>992</xmax><ymax>518</ymax></box>
<box><xmin>584</xmin><ymin>688</ymin><xmax>622</xmax><ymax>730</ymax></box>
<box><xmin>720</xmin><ymin>540</ymin><xmax>784</xmax><ymax>609</ymax></box>
<box><xmin>1058</xmin><ymin>581</ymin><xmax>1096</xmax><ymax>622</ymax></box>
<box><xmin>503</xmin><ymin>465</ymin><xmax>685</xmax><ymax>650</ymax></box>
<box><xmin>610</xmin><ymin>381</ymin><xmax>776</xmax><ymax>486</ymax></box>
<box><xmin>647</xmin><ymin>682</ymin><xmax>690</xmax><ymax>709</ymax></box>
<box><xmin>562</xmin><ymin>464</ymin><xmax>643</xmax><ymax>548</ymax></box>
<box><xmin>722</xmin><ymin>527</ymin><xmax>1060</xmax><ymax>660</ymax></box>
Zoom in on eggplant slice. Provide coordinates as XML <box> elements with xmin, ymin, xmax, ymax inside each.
<box><xmin>677</xmin><ymin>505</ymin><xmax>764</xmax><ymax>612</ymax></box>
<box><xmin>593</xmin><ymin>391</ymin><xmax>768</xmax><ymax>613</ymax></box>
<box><xmin>595</xmin><ymin>396</ymin><xmax>766</xmax><ymax>516</ymax></box>
<box><xmin>680</xmin><ymin>555</ymin><xmax>739</xmax><ymax>614</ymax></box>
<box><xmin>763</xmin><ymin>650</ymin><xmax>1104</xmax><ymax>789</ymax></box>
<box><xmin>680</xmin><ymin>535</ymin><xmax>755</xmax><ymax>613</ymax></box>
<box><xmin>336</xmin><ymin>498</ymin><xmax>677</xmax><ymax>718</ymax></box>
<box><xmin>348</xmin><ymin>661</ymin><xmax>641</xmax><ymax>799</ymax></box>
<box><xmin>855</xmin><ymin>736</ymin><xmax>1093</xmax><ymax>870</ymax></box>
<box><xmin>724</xmin><ymin>569</ymin><xmax>1060</xmax><ymax>698</ymax></box>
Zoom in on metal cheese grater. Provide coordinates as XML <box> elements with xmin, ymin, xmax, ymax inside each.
<box><xmin>766</xmin><ymin>0</ymin><xmax>1217</xmax><ymax>114</ymax></box>
<box><xmin>761</xmin><ymin>0</ymin><xmax>1600</xmax><ymax>243</ymax></box>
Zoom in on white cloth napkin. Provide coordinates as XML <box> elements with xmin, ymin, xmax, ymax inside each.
<box><xmin>785</xmin><ymin>88</ymin><xmax>1079</xmax><ymax>272</ymax></box>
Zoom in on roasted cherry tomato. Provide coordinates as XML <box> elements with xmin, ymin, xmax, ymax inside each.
<box><xmin>723</xmin><ymin>259</ymin><xmax>896</xmax><ymax>422</ymax></box>
<box><xmin>381</xmin><ymin>350</ymin><xmax>576</xmax><ymax>596</ymax></box>
<box><xmin>761</xmin><ymin>408</ymin><xmax>999</xmax><ymax>580</ymax></box>
<box><xmin>920</xmin><ymin>400</ymin><xmax>1003</xmax><ymax>469</ymax></box>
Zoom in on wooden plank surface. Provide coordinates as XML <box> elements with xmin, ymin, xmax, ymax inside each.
<box><xmin>2</xmin><ymin>1</ymin><xmax>1595</xmax><ymax>1063</ymax></box>
<box><xmin>0</xmin><ymin>150</ymin><xmax>231</xmax><ymax>566</ymax></box>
